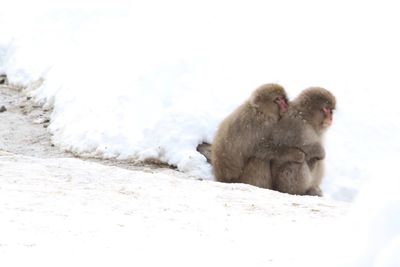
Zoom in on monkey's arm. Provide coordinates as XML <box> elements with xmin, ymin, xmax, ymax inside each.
<box><xmin>254</xmin><ymin>143</ymin><xmax>305</xmax><ymax>163</ymax></box>
<box><xmin>302</xmin><ymin>143</ymin><xmax>325</xmax><ymax>170</ymax></box>
<box><xmin>270</xmin><ymin>145</ymin><xmax>306</xmax><ymax>163</ymax></box>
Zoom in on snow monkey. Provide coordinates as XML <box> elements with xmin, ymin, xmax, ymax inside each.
<box><xmin>269</xmin><ymin>87</ymin><xmax>336</xmax><ymax>196</ymax></box>
<box><xmin>212</xmin><ymin>83</ymin><xmax>305</xmax><ymax>188</ymax></box>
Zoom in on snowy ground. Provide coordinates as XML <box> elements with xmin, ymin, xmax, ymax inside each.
<box><xmin>0</xmin><ymin>85</ymin><xmax>348</xmax><ymax>266</ymax></box>
<box><xmin>0</xmin><ymin>153</ymin><xmax>348</xmax><ymax>267</ymax></box>
<box><xmin>1</xmin><ymin>1</ymin><xmax>400</xmax><ymax>265</ymax></box>
<box><xmin>0</xmin><ymin>84</ymin><xmax>67</xmax><ymax>158</ymax></box>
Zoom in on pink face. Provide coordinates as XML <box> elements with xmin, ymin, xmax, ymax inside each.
<box><xmin>323</xmin><ymin>107</ymin><xmax>333</xmax><ymax>127</ymax></box>
<box><xmin>274</xmin><ymin>95</ymin><xmax>288</xmax><ymax>113</ymax></box>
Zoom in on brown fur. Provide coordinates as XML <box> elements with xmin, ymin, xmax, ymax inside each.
<box><xmin>269</xmin><ymin>87</ymin><xmax>336</xmax><ymax>196</ymax></box>
<box><xmin>211</xmin><ymin>83</ymin><xmax>304</xmax><ymax>187</ymax></box>
<box><xmin>197</xmin><ymin>142</ymin><xmax>212</xmax><ymax>163</ymax></box>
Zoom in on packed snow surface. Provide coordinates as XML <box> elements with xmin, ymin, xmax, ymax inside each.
<box><xmin>0</xmin><ymin>151</ymin><xmax>348</xmax><ymax>267</ymax></box>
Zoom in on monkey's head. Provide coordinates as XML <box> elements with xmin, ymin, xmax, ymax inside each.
<box><xmin>250</xmin><ymin>83</ymin><xmax>289</xmax><ymax>117</ymax></box>
<box><xmin>294</xmin><ymin>87</ymin><xmax>336</xmax><ymax>132</ymax></box>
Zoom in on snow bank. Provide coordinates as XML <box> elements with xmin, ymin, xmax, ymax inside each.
<box><xmin>1</xmin><ymin>0</ymin><xmax>400</xmax><ymax>200</ymax></box>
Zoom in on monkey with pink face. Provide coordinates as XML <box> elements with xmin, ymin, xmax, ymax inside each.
<box><xmin>212</xmin><ymin>83</ymin><xmax>305</xmax><ymax>188</ymax></box>
<box><xmin>268</xmin><ymin>87</ymin><xmax>336</xmax><ymax>196</ymax></box>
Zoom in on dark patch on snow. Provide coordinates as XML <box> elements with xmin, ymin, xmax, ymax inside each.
<box><xmin>0</xmin><ymin>74</ymin><xmax>7</xmax><ymax>85</ymax></box>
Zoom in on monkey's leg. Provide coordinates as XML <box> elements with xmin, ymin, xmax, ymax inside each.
<box><xmin>306</xmin><ymin>160</ymin><xmax>324</xmax><ymax>196</ymax></box>
<box><xmin>271</xmin><ymin>162</ymin><xmax>311</xmax><ymax>195</ymax></box>
<box><xmin>238</xmin><ymin>158</ymin><xmax>272</xmax><ymax>189</ymax></box>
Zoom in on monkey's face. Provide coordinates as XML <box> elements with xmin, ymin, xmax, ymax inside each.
<box><xmin>297</xmin><ymin>87</ymin><xmax>336</xmax><ymax>130</ymax></box>
<box><xmin>273</xmin><ymin>94</ymin><xmax>289</xmax><ymax>114</ymax></box>
<box><xmin>314</xmin><ymin>101</ymin><xmax>335</xmax><ymax>129</ymax></box>
<box><xmin>322</xmin><ymin>106</ymin><xmax>333</xmax><ymax>127</ymax></box>
<box><xmin>320</xmin><ymin>96</ymin><xmax>335</xmax><ymax>128</ymax></box>
<box><xmin>250</xmin><ymin>84</ymin><xmax>289</xmax><ymax>117</ymax></box>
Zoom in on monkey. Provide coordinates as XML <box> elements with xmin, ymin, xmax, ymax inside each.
<box><xmin>268</xmin><ymin>87</ymin><xmax>336</xmax><ymax>196</ymax></box>
<box><xmin>211</xmin><ymin>83</ymin><xmax>305</xmax><ymax>188</ymax></box>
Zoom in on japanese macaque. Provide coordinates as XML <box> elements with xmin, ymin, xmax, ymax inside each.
<box><xmin>212</xmin><ymin>83</ymin><xmax>304</xmax><ymax>188</ymax></box>
<box><xmin>269</xmin><ymin>87</ymin><xmax>336</xmax><ymax>196</ymax></box>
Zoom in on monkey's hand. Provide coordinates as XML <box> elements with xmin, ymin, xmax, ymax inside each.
<box><xmin>303</xmin><ymin>143</ymin><xmax>325</xmax><ymax>161</ymax></box>
<box><xmin>307</xmin><ymin>157</ymin><xmax>322</xmax><ymax>170</ymax></box>
<box><xmin>254</xmin><ymin>143</ymin><xmax>305</xmax><ymax>163</ymax></box>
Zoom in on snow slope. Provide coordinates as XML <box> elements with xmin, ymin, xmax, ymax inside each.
<box><xmin>1</xmin><ymin>0</ymin><xmax>400</xmax><ymax>202</ymax></box>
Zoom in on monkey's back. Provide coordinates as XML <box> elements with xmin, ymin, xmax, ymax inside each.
<box><xmin>212</xmin><ymin>102</ymin><xmax>274</xmax><ymax>182</ymax></box>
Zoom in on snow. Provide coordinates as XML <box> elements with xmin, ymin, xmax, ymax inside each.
<box><xmin>0</xmin><ymin>151</ymin><xmax>347</xmax><ymax>267</ymax></box>
<box><xmin>1</xmin><ymin>1</ymin><xmax>400</xmax><ymax>265</ymax></box>
<box><xmin>3</xmin><ymin>1</ymin><xmax>398</xmax><ymax>202</ymax></box>
<box><xmin>337</xmin><ymin>159</ymin><xmax>400</xmax><ymax>267</ymax></box>
<box><xmin>2</xmin><ymin>1</ymin><xmax>400</xmax><ymax>200</ymax></box>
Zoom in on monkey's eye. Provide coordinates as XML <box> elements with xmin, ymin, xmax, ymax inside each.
<box><xmin>322</xmin><ymin>107</ymin><xmax>333</xmax><ymax>114</ymax></box>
